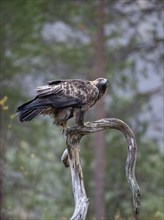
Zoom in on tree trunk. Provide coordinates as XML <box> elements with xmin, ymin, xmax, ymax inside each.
<box><xmin>94</xmin><ymin>0</ymin><xmax>106</xmax><ymax>219</ymax></box>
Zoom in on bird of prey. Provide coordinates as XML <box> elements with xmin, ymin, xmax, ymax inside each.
<box><xmin>16</xmin><ymin>78</ymin><xmax>108</xmax><ymax>129</ymax></box>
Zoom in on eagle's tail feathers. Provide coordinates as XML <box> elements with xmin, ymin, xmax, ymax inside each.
<box><xmin>18</xmin><ymin>109</ymin><xmax>43</xmax><ymax>122</ymax></box>
<box><xmin>16</xmin><ymin>97</ymin><xmax>51</xmax><ymax>122</ymax></box>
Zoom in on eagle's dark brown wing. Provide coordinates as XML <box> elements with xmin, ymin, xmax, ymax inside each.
<box><xmin>36</xmin><ymin>79</ymin><xmax>99</xmax><ymax>106</ymax></box>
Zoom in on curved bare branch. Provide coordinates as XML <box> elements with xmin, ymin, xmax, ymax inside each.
<box><xmin>63</xmin><ymin>118</ymin><xmax>141</xmax><ymax>219</ymax></box>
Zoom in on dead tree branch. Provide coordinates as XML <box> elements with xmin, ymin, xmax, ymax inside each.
<box><xmin>61</xmin><ymin>118</ymin><xmax>141</xmax><ymax>220</ymax></box>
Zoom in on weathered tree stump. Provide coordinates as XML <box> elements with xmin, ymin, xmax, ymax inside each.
<box><xmin>61</xmin><ymin>118</ymin><xmax>141</xmax><ymax>220</ymax></box>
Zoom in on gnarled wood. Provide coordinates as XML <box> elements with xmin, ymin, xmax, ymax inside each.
<box><xmin>61</xmin><ymin>118</ymin><xmax>141</xmax><ymax>219</ymax></box>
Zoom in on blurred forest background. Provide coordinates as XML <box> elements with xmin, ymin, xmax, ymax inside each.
<box><xmin>0</xmin><ymin>0</ymin><xmax>163</xmax><ymax>220</ymax></box>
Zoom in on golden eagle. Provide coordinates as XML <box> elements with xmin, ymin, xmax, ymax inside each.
<box><xmin>16</xmin><ymin>78</ymin><xmax>108</xmax><ymax>128</ymax></box>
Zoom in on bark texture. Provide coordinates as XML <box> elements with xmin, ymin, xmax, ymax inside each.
<box><xmin>94</xmin><ymin>0</ymin><xmax>106</xmax><ymax>218</ymax></box>
<box><xmin>61</xmin><ymin>118</ymin><xmax>141</xmax><ymax>220</ymax></box>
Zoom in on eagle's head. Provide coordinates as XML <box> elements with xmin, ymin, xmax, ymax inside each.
<box><xmin>93</xmin><ymin>78</ymin><xmax>108</xmax><ymax>99</ymax></box>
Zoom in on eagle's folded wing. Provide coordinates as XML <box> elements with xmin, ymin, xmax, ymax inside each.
<box><xmin>37</xmin><ymin>84</ymin><xmax>62</xmax><ymax>97</ymax></box>
<box><xmin>36</xmin><ymin>83</ymin><xmax>82</xmax><ymax>109</ymax></box>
